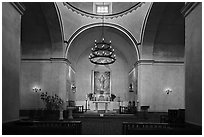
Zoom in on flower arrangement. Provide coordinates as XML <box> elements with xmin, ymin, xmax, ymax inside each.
<box><xmin>40</xmin><ymin>92</ymin><xmax>64</xmax><ymax>110</ymax></box>
<box><xmin>87</xmin><ymin>93</ymin><xmax>93</xmax><ymax>101</ymax></box>
<box><xmin>110</xmin><ymin>94</ymin><xmax>116</xmax><ymax>101</ymax></box>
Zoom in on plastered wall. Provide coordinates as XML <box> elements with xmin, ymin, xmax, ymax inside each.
<box><xmin>185</xmin><ymin>3</ymin><xmax>202</xmax><ymax>126</ymax></box>
<box><xmin>128</xmin><ymin>68</ymin><xmax>138</xmax><ymax>103</ymax></box>
<box><xmin>2</xmin><ymin>3</ymin><xmax>22</xmax><ymax>123</ymax></box>
<box><xmin>75</xmin><ymin>49</ymin><xmax>129</xmax><ymax>106</ymax></box>
<box><xmin>138</xmin><ymin>63</ymin><xmax>185</xmax><ymax>112</ymax></box>
<box><xmin>66</xmin><ymin>65</ymin><xmax>76</xmax><ymax>102</ymax></box>
<box><xmin>20</xmin><ymin>61</ymin><xmax>67</xmax><ymax>109</ymax></box>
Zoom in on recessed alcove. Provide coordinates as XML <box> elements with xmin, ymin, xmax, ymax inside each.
<box><xmin>68</xmin><ymin>25</ymin><xmax>138</xmax><ymax>110</ymax></box>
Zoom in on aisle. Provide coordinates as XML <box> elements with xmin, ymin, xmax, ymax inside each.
<box><xmin>73</xmin><ymin>111</ymin><xmax>165</xmax><ymax>135</ymax></box>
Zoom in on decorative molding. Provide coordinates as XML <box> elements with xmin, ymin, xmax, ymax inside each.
<box><xmin>140</xmin><ymin>2</ymin><xmax>153</xmax><ymax>46</ymax></box>
<box><xmin>10</xmin><ymin>2</ymin><xmax>26</xmax><ymax>15</ymax></box>
<box><xmin>129</xmin><ymin>68</ymin><xmax>135</xmax><ymax>75</ymax></box>
<box><xmin>135</xmin><ymin>59</ymin><xmax>154</xmax><ymax>65</ymax></box>
<box><xmin>54</xmin><ymin>3</ymin><xmax>65</xmax><ymax>50</ymax></box>
<box><xmin>69</xmin><ymin>66</ymin><xmax>76</xmax><ymax>74</ymax></box>
<box><xmin>181</xmin><ymin>2</ymin><xmax>201</xmax><ymax>17</ymax></box>
<box><xmin>21</xmin><ymin>58</ymin><xmax>71</xmax><ymax>65</ymax></box>
<box><xmin>63</xmin><ymin>2</ymin><xmax>145</xmax><ymax>19</ymax></box>
<box><xmin>136</xmin><ymin>59</ymin><xmax>184</xmax><ymax>65</ymax></box>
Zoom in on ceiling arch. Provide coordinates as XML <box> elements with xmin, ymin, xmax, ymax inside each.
<box><xmin>67</xmin><ymin>25</ymin><xmax>139</xmax><ymax>70</ymax></box>
<box><xmin>65</xmin><ymin>22</ymin><xmax>140</xmax><ymax>60</ymax></box>
<box><xmin>56</xmin><ymin>2</ymin><xmax>151</xmax><ymax>48</ymax></box>
<box><xmin>21</xmin><ymin>2</ymin><xmax>64</xmax><ymax>58</ymax></box>
<box><xmin>141</xmin><ymin>2</ymin><xmax>185</xmax><ymax>60</ymax></box>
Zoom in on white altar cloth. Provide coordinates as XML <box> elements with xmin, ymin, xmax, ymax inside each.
<box><xmin>92</xmin><ymin>101</ymin><xmax>110</xmax><ymax>112</ymax></box>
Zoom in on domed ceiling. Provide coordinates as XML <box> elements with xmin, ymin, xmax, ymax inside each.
<box><xmin>56</xmin><ymin>2</ymin><xmax>152</xmax><ymax>69</ymax></box>
<box><xmin>64</xmin><ymin>2</ymin><xmax>144</xmax><ymax>18</ymax></box>
<box><xmin>21</xmin><ymin>2</ymin><xmax>184</xmax><ymax>71</ymax></box>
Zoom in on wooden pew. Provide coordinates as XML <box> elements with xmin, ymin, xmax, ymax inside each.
<box><xmin>122</xmin><ymin>122</ymin><xmax>170</xmax><ymax>135</ymax></box>
<box><xmin>122</xmin><ymin>122</ymin><xmax>201</xmax><ymax>135</ymax></box>
<box><xmin>3</xmin><ymin>120</ymin><xmax>82</xmax><ymax>135</ymax></box>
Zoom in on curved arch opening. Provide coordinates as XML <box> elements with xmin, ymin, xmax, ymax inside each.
<box><xmin>66</xmin><ymin>23</ymin><xmax>140</xmax><ymax>104</ymax></box>
<box><xmin>65</xmin><ymin>23</ymin><xmax>140</xmax><ymax>62</ymax></box>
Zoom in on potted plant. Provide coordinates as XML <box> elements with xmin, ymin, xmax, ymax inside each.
<box><xmin>40</xmin><ymin>92</ymin><xmax>64</xmax><ymax>120</ymax></box>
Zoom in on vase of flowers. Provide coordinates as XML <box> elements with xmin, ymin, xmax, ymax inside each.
<box><xmin>87</xmin><ymin>93</ymin><xmax>93</xmax><ymax>101</ymax></box>
<box><xmin>110</xmin><ymin>94</ymin><xmax>116</xmax><ymax>101</ymax></box>
<box><xmin>40</xmin><ymin>92</ymin><xmax>64</xmax><ymax>120</ymax></box>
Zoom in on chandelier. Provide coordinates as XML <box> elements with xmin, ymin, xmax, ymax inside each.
<box><xmin>89</xmin><ymin>7</ymin><xmax>116</xmax><ymax>65</ymax></box>
<box><xmin>89</xmin><ymin>38</ymin><xmax>116</xmax><ymax>65</ymax></box>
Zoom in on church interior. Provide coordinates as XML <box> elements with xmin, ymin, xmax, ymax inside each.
<box><xmin>2</xmin><ymin>2</ymin><xmax>202</xmax><ymax>135</ymax></box>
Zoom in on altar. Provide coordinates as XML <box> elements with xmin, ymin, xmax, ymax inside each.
<box><xmin>92</xmin><ymin>101</ymin><xmax>110</xmax><ymax>112</ymax></box>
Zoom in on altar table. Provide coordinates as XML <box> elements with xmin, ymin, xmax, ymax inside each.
<box><xmin>92</xmin><ymin>101</ymin><xmax>110</xmax><ymax>112</ymax></box>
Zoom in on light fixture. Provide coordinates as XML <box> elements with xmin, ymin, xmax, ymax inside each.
<box><xmin>71</xmin><ymin>83</ymin><xmax>76</xmax><ymax>93</ymax></box>
<box><xmin>89</xmin><ymin>3</ymin><xmax>116</xmax><ymax>65</ymax></box>
<box><xmin>165</xmin><ymin>88</ymin><xmax>172</xmax><ymax>94</ymax></box>
<box><xmin>32</xmin><ymin>86</ymin><xmax>41</xmax><ymax>93</ymax></box>
<box><xmin>129</xmin><ymin>83</ymin><xmax>134</xmax><ymax>92</ymax></box>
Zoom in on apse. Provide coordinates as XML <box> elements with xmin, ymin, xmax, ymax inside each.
<box><xmin>67</xmin><ymin>25</ymin><xmax>139</xmax><ymax>107</ymax></box>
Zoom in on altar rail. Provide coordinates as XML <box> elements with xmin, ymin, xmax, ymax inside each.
<box><xmin>3</xmin><ymin>120</ymin><xmax>82</xmax><ymax>135</ymax></box>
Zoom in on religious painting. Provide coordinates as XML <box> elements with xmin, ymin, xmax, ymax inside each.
<box><xmin>94</xmin><ymin>71</ymin><xmax>110</xmax><ymax>94</ymax></box>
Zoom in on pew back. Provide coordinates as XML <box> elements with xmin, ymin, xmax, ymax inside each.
<box><xmin>3</xmin><ymin>120</ymin><xmax>82</xmax><ymax>135</ymax></box>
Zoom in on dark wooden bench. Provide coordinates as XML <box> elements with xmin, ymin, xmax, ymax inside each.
<box><xmin>160</xmin><ymin>109</ymin><xmax>185</xmax><ymax>125</ymax></box>
<box><xmin>123</xmin><ymin>122</ymin><xmax>170</xmax><ymax>135</ymax></box>
<box><xmin>3</xmin><ymin>120</ymin><xmax>82</xmax><ymax>135</ymax></box>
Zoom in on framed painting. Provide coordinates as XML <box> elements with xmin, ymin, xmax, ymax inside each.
<box><xmin>93</xmin><ymin>71</ymin><xmax>110</xmax><ymax>94</ymax></box>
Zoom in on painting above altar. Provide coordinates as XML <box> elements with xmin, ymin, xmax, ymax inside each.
<box><xmin>94</xmin><ymin>71</ymin><xmax>110</xmax><ymax>94</ymax></box>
